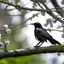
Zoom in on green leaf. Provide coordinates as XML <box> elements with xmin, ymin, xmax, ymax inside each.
<box><xmin>3</xmin><ymin>0</ymin><xmax>8</xmax><ymax>2</ymax></box>
<box><xmin>15</xmin><ymin>0</ymin><xmax>20</xmax><ymax>5</ymax></box>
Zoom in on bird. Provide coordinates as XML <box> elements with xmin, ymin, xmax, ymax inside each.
<box><xmin>30</xmin><ymin>22</ymin><xmax>61</xmax><ymax>48</ymax></box>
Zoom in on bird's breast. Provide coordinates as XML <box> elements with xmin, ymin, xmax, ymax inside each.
<box><xmin>34</xmin><ymin>30</ymin><xmax>46</xmax><ymax>42</ymax></box>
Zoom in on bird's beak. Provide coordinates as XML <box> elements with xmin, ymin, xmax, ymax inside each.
<box><xmin>26</xmin><ymin>23</ymin><xmax>34</xmax><ymax>26</ymax></box>
<box><xmin>30</xmin><ymin>23</ymin><xmax>34</xmax><ymax>25</ymax></box>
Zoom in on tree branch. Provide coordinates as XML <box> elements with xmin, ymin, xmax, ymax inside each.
<box><xmin>0</xmin><ymin>13</ymin><xmax>39</xmax><ymax>30</ymax></box>
<box><xmin>50</xmin><ymin>0</ymin><xmax>63</xmax><ymax>17</ymax></box>
<box><xmin>46</xmin><ymin>29</ymin><xmax>63</xmax><ymax>32</ymax></box>
<box><xmin>37</xmin><ymin>2</ymin><xmax>64</xmax><ymax>24</ymax></box>
<box><xmin>0</xmin><ymin>45</ymin><xmax>64</xmax><ymax>59</ymax></box>
<box><xmin>10</xmin><ymin>13</ymin><xmax>39</xmax><ymax>30</ymax></box>
<box><xmin>0</xmin><ymin>1</ymin><xmax>54</xmax><ymax>12</ymax></box>
<box><xmin>0</xmin><ymin>1</ymin><xmax>64</xmax><ymax>12</ymax></box>
<box><xmin>0</xmin><ymin>1</ymin><xmax>64</xmax><ymax>24</ymax></box>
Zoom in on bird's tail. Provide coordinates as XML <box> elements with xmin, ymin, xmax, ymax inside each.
<box><xmin>48</xmin><ymin>38</ymin><xmax>61</xmax><ymax>45</ymax></box>
<box><xmin>49</xmin><ymin>38</ymin><xmax>61</xmax><ymax>56</ymax></box>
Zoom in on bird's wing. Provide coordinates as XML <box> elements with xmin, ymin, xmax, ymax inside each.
<box><xmin>36</xmin><ymin>28</ymin><xmax>53</xmax><ymax>39</ymax></box>
<box><xmin>36</xmin><ymin>28</ymin><xmax>61</xmax><ymax>45</ymax></box>
<box><xmin>35</xmin><ymin>28</ymin><xmax>47</xmax><ymax>42</ymax></box>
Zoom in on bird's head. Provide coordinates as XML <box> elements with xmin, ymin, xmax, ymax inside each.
<box><xmin>30</xmin><ymin>22</ymin><xmax>42</xmax><ymax>28</ymax></box>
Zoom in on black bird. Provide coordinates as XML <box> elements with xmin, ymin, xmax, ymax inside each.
<box><xmin>30</xmin><ymin>22</ymin><xmax>61</xmax><ymax>48</ymax></box>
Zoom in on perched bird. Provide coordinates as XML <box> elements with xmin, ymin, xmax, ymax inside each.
<box><xmin>30</xmin><ymin>22</ymin><xmax>61</xmax><ymax>48</ymax></box>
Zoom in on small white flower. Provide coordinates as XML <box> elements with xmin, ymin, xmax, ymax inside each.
<box><xmin>0</xmin><ymin>42</ymin><xmax>4</xmax><ymax>48</ymax></box>
<box><xmin>5</xmin><ymin>40</ymin><xmax>10</xmax><ymax>46</ymax></box>
<box><xmin>5</xmin><ymin>29</ymin><xmax>11</xmax><ymax>34</ymax></box>
<box><xmin>4</xmin><ymin>24</ymin><xmax>8</xmax><ymax>28</ymax></box>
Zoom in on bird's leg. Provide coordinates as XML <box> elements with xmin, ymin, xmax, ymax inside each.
<box><xmin>34</xmin><ymin>42</ymin><xmax>41</xmax><ymax>49</ymax></box>
<box><xmin>38</xmin><ymin>42</ymin><xmax>43</xmax><ymax>47</ymax></box>
<box><xmin>36</xmin><ymin>42</ymin><xmax>41</xmax><ymax>46</ymax></box>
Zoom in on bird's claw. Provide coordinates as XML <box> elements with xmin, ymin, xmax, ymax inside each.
<box><xmin>34</xmin><ymin>46</ymin><xmax>40</xmax><ymax>49</ymax></box>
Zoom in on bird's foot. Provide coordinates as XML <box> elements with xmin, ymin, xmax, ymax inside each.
<box><xmin>34</xmin><ymin>46</ymin><xmax>40</xmax><ymax>49</ymax></box>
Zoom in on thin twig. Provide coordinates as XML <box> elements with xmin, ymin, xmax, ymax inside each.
<box><xmin>37</xmin><ymin>2</ymin><xmax>64</xmax><ymax>24</ymax></box>
<box><xmin>11</xmin><ymin>13</ymin><xmax>39</xmax><ymax>30</ymax></box>
<box><xmin>0</xmin><ymin>1</ymin><xmax>64</xmax><ymax>31</ymax></box>
<box><xmin>46</xmin><ymin>29</ymin><xmax>63</xmax><ymax>32</ymax></box>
